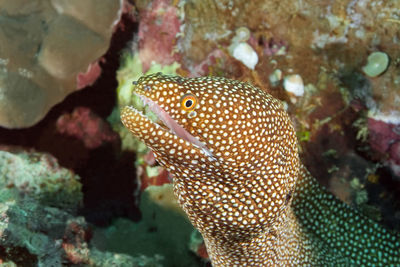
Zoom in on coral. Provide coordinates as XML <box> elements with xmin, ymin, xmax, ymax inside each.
<box><xmin>62</xmin><ymin>217</ymin><xmax>164</xmax><ymax>266</ymax></box>
<box><xmin>1</xmin><ymin>201</ymin><xmax>67</xmax><ymax>266</ymax></box>
<box><xmin>90</xmin><ymin>249</ymin><xmax>164</xmax><ymax>267</ymax></box>
<box><xmin>56</xmin><ymin>107</ymin><xmax>119</xmax><ymax>149</ymax></box>
<box><xmin>0</xmin><ymin>149</ymin><xmax>82</xmax><ymax>210</ymax></box>
<box><xmin>0</xmin><ymin>148</ymin><xmax>82</xmax><ymax>265</ymax></box>
<box><xmin>117</xmin><ymin>54</ymin><xmax>181</xmax><ymax>108</ymax></box>
<box><xmin>189</xmin><ymin>230</ymin><xmax>209</xmax><ymax>260</ymax></box>
<box><xmin>137</xmin><ymin>0</ymin><xmax>182</xmax><ymax>72</ymax></box>
<box><xmin>228</xmin><ymin>27</ymin><xmax>258</xmax><ymax>69</ymax></box>
<box><xmin>76</xmin><ymin>62</ymin><xmax>103</xmax><ymax>90</ymax></box>
<box><xmin>368</xmin><ymin>117</ymin><xmax>400</xmax><ymax>177</ymax></box>
<box><xmin>145</xmin><ymin>184</ymin><xmax>183</xmax><ymax>215</ymax></box>
<box><xmin>0</xmin><ymin>0</ymin><xmax>123</xmax><ymax>128</ymax></box>
<box><xmin>269</xmin><ymin>69</ymin><xmax>283</xmax><ymax>87</ymax></box>
<box><xmin>140</xmin><ymin>166</ymin><xmax>171</xmax><ymax>190</ymax></box>
<box><xmin>0</xmin><ymin>147</ymin><xmax>165</xmax><ymax>266</ymax></box>
<box><xmin>230</xmin><ymin>42</ymin><xmax>258</xmax><ymax>70</ymax></box>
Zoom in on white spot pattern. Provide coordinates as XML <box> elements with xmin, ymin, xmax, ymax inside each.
<box><xmin>121</xmin><ymin>73</ymin><xmax>400</xmax><ymax>266</ymax></box>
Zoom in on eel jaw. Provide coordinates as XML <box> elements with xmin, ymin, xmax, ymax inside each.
<box><xmin>121</xmin><ymin>93</ymin><xmax>215</xmax><ymax>160</ymax></box>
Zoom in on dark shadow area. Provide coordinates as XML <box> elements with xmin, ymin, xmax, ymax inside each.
<box><xmin>0</xmin><ymin>246</ymin><xmax>37</xmax><ymax>267</ymax></box>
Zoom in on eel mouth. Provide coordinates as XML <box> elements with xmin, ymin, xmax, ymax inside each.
<box><xmin>125</xmin><ymin>93</ymin><xmax>214</xmax><ymax>159</ymax></box>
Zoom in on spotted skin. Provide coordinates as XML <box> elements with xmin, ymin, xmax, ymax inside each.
<box><xmin>121</xmin><ymin>73</ymin><xmax>400</xmax><ymax>266</ymax></box>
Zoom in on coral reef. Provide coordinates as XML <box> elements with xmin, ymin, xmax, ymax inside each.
<box><xmin>0</xmin><ymin>148</ymin><xmax>82</xmax><ymax>210</ymax></box>
<box><xmin>0</xmin><ymin>148</ymin><xmax>82</xmax><ymax>265</ymax></box>
<box><xmin>0</xmin><ymin>148</ymin><xmax>167</xmax><ymax>266</ymax></box>
<box><xmin>1</xmin><ymin>0</ymin><xmax>400</xmax><ymax>265</ymax></box>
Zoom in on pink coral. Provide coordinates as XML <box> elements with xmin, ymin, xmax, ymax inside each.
<box><xmin>138</xmin><ymin>0</ymin><xmax>181</xmax><ymax>71</ymax></box>
<box><xmin>189</xmin><ymin>49</ymin><xmax>225</xmax><ymax>77</ymax></box>
<box><xmin>368</xmin><ymin>118</ymin><xmax>400</xmax><ymax>176</ymax></box>
<box><xmin>56</xmin><ymin>107</ymin><xmax>119</xmax><ymax>149</ymax></box>
<box><xmin>76</xmin><ymin>61</ymin><xmax>102</xmax><ymax>89</ymax></box>
<box><xmin>368</xmin><ymin>118</ymin><xmax>399</xmax><ymax>154</ymax></box>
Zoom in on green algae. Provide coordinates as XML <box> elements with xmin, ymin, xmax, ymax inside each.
<box><xmin>117</xmin><ymin>53</ymin><xmax>180</xmax><ymax>107</ymax></box>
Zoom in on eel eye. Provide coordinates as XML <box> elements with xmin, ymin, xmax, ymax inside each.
<box><xmin>181</xmin><ymin>93</ymin><xmax>198</xmax><ymax>112</ymax></box>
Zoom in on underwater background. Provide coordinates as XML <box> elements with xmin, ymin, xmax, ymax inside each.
<box><xmin>0</xmin><ymin>0</ymin><xmax>399</xmax><ymax>266</ymax></box>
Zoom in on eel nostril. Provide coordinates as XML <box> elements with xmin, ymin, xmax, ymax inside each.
<box><xmin>285</xmin><ymin>190</ymin><xmax>293</xmax><ymax>205</ymax></box>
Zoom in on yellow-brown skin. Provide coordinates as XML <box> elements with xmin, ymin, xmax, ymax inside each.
<box><xmin>121</xmin><ymin>73</ymin><xmax>400</xmax><ymax>266</ymax></box>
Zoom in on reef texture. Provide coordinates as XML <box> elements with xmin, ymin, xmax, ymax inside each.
<box><xmin>0</xmin><ymin>0</ymin><xmax>400</xmax><ymax>266</ymax></box>
<box><xmin>0</xmin><ymin>148</ymin><xmax>165</xmax><ymax>266</ymax></box>
<box><xmin>0</xmin><ymin>0</ymin><xmax>122</xmax><ymax>128</ymax></box>
<box><xmin>0</xmin><ymin>148</ymin><xmax>82</xmax><ymax>265</ymax></box>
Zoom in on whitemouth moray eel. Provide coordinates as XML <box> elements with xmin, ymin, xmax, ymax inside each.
<box><xmin>120</xmin><ymin>73</ymin><xmax>400</xmax><ymax>266</ymax></box>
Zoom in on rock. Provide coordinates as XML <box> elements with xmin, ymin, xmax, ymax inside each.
<box><xmin>368</xmin><ymin>117</ymin><xmax>400</xmax><ymax>177</ymax></box>
<box><xmin>91</xmin><ymin>186</ymin><xmax>198</xmax><ymax>267</ymax></box>
<box><xmin>0</xmin><ymin>147</ymin><xmax>160</xmax><ymax>266</ymax></box>
<box><xmin>0</xmin><ymin>148</ymin><xmax>82</xmax><ymax>209</ymax></box>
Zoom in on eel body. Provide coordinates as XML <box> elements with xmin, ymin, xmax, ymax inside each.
<box><xmin>121</xmin><ymin>73</ymin><xmax>400</xmax><ymax>266</ymax></box>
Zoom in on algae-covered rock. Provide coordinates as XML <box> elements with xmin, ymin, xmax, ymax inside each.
<box><xmin>0</xmin><ymin>148</ymin><xmax>83</xmax><ymax>265</ymax></box>
<box><xmin>0</xmin><ymin>201</ymin><xmax>70</xmax><ymax>266</ymax></box>
<box><xmin>114</xmin><ymin>53</ymin><xmax>180</xmax><ymax>153</ymax></box>
<box><xmin>0</xmin><ymin>148</ymin><xmax>182</xmax><ymax>266</ymax></box>
<box><xmin>0</xmin><ymin>149</ymin><xmax>82</xmax><ymax>210</ymax></box>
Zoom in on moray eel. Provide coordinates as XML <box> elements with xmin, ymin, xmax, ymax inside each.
<box><xmin>121</xmin><ymin>73</ymin><xmax>400</xmax><ymax>266</ymax></box>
